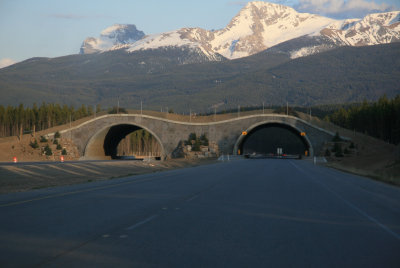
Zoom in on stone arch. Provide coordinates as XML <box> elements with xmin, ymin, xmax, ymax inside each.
<box><xmin>83</xmin><ymin>122</ymin><xmax>166</xmax><ymax>160</ymax></box>
<box><xmin>233</xmin><ymin>120</ymin><xmax>313</xmax><ymax>157</ymax></box>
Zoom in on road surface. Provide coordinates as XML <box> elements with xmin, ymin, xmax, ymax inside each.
<box><xmin>0</xmin><ymin>159</ymin><xmax>399</xmax><ymax>267</ymax></box>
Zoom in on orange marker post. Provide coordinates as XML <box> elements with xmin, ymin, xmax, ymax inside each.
<box><xmin>13</xmin><ymin>156</ymin><xmax>17</xmax><ymax>163</ymax></box>
<box><xmin>60</xmin><ymin>156</ymin><xmax>64</xmax><ymax>163</ymax></box>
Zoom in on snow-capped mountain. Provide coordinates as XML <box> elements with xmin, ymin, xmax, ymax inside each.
<box><xmin>80</xmin><ymin>1</ymin><xmax>400</xmax><ymax>60</ymax></box>
<box><xmin>80</xmin><ymin>24</ymin><xmax>145</xmax><ymax>54</ymax></box>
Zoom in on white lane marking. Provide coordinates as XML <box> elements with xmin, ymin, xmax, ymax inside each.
<box><xmin>289</xmin><ymin>161</ymin><xmax>400</xmax><ymax>241</ymax></box>
<box><xmin>126</xmin><ymin>214</ymin><xmax>158</xmax><ymax>231</ymax></box>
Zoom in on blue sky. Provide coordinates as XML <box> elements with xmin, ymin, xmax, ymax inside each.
<box><xmin>0</xmin><ymin>0</ymin><xmax>399</xmax><ymax>67</ymax></box>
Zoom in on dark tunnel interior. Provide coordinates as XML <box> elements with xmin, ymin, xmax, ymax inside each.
<box><xmin>239</xmin><ymin>123</ymin><xmax>309</xmax><ymax>156</ymax></box>
<box><xmin>103</xmin><ymin>124</ymin><xmax>142</xmax><ymax>159</ymax></box>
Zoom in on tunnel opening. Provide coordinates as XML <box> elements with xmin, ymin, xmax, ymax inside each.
<box><xmin>103</xmin><ymin>124</ymin><xmax>162</xmax><ymax>160</ymax></box>
<box><xmin>238</xmin><ymin>123</ymin><xmax>310</xmax><ymax>156</ymax></box>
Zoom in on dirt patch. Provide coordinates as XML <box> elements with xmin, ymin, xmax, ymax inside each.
<box><xmin>0</xmin><ymin>158</ymin><xmax>218</xmax><ymax>194</ymax></box>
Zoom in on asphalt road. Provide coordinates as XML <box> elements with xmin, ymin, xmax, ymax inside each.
<box><xmin>0</xmin><ymin>159</ymin><xmax>399</xmax><ymax>267</ymax></box>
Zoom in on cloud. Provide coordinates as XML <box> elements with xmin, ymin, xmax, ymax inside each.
<box><xmin>295</xmin><ymin>0</ymin><xmax>395</xmax><ymax>18</ymax></box>
<box><xmin>0</xmin><ymin>58</ymin><xmax>16</xmax><ymax>69</ymax></box>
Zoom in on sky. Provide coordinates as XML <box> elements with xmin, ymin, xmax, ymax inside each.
<box><xmin>0</xmin><ymin>0</ymin><xmax>399</xmax><ymax>68</ymax></box>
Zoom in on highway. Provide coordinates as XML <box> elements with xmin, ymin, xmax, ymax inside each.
<box><xmin>0</xmin><ymin>159</ymin><xmax>399</xmax><ymax>267</ymax></box>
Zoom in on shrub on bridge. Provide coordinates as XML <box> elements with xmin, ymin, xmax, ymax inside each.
<box><xmin>185</xmin><ymin>133</ymin><xmax>209</xmax><ymax>151</ymax></box>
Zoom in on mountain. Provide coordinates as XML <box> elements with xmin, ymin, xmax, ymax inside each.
<box><xmin>1</xmin><ymin>1</ymin><xmax>399</xmax><ymax>112</ymax></box>
<box><xmin>80</xmin><ymin>2</ymin><xmax>400</xmax><ymax>60</ymax></box>
<box><xmin>285</xmin><ymin>11</ymin><xmax>400</xmax><ymax>58</ymax></box>
<box><xmin>80</xmin><ymin>24</ymin><xmax>145</xmax><ymax>54</ymax></box>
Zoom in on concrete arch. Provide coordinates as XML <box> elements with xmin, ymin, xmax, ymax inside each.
<box><xmin>83</xmin><ymin>122</ymin><xmax>166</xmax><ymax>160</ymax></box>
<box><xmin>233</xmin><ymin>120</ymin><xmax>314</xmax><ymax>156</ymax></box>
<box><xmin>60</xmin><ymin>114</ymin><xmax>337</xmax><ymax>160</ymax></box>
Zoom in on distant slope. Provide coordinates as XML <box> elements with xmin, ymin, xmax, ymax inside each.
<box><xmin>0</xmin><ymin>43</ymin><xmax>398</xmax><ymax>112</ymax></box>
<box><xmin>214</xmin><ymin>43</ymin><xmax>400</xmax><ymax>107</ymax></box>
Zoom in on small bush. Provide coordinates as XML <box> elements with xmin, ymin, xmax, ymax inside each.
<box><xmin>30</xmin><ymin>139</ymin><xmax>39</xmax><ymax>149</ymax></box>
<box><xmin>325</xmin><ymin>149</ymin><xmax>331</xmax><ymax>157</ymax></box>
<box><xmin>62</xmin><ymin>148</ymin><xmax>67</xmax><ymax>155</ymax></box>
<box><xmin>332</xmin><ymin>132</ymin><xmax>343</xmax><ymax>142</ymax></box>
<box><xmin>44</xmin><ymin>144</ymin><xmax>52</xmax><ymax>156</ymax></box>
<box><xmin>53</xmin><ymin>139</ymin><xmax>58</xmax><ymax>145</ymax></box>
<box><xmin>54</xmin><ymin>131</ymin><xmax>61</xmax><ymax>139</ymax></box>
<box><xmin>344</xmin><ymin>148</ymin><xmax>351</xmax><ymax>154</ymax></box>
<box><xmin>335</xmin><ymin>151</ymin><xmax>344</xmax><ymax>157</ymax></box>
<box><xmin>332</xmin><ymin>142</ymin><xmax>342</xmax><ymax>153</ymax></box>
<box><xmin>349</xmin><ymin>142</ymin><xmax>355</xmax><ymax>149</ymax></box>
<box><xmin>108</xmin><ymin>106</ymin><xmax>127</xmax><ymax>114</ymax></box>
<box><xmin>56</xmin><ymin>144</ymin><xmax>62</xmax><ymax>150</ymax></box>
<box><xmin>40</xmin><ymin>136</ymin><xmax>48</xmax><ymax>143</ymax></box>
<box><xmin>200</xmin><ymin>134</ymin><xmax>209</xmax><ymax>146</ymax></box>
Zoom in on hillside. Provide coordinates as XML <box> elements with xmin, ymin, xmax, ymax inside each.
<box><xmin>0</xmin><ymin>43</ymin><xmax>399</xmax><ymax>112</ymax></box>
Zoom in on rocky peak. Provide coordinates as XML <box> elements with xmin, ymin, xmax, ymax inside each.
<box><xmin>100</xmin><ymin>24</ymin><xmax>145</xmax><ymax>44</ymax></box>
<box><xmin>80</xmin><ymin>24</ymin><xmax>145</xmax><ymax>54</ymax></box>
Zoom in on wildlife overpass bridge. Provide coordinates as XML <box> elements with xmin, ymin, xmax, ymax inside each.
<box><xmin>58</xmin><ymin>114</ymin><xmax>337</xmax><ymax>160</ymax></box>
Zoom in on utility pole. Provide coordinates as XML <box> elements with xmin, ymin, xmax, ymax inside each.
<box><xmin>214</xmin><ymin>107</ymin><xmax>217</xmax><ymax>122</ymax></box>
<box><xmin>117</xmin><ymin>96</ymin><xmax>120</xmax><ymax>114</ymax></box>
<box><xmin>141</xmin><ymin>100</ymin><xmax>143</xmax><ymax>115</ymax></box>
<box><xmin>69</xmin><ymin>114</ymin><xmax>72</xmax><ymax>141</ymax></box>
<box><xmin>286</xmin><ymin>102</ymin><xmax>288</xmax><ymax>116</ymax></box>
<box><xmin>238</xmin><ymin>105</ymin><xmax>240</xmax><ymax>118</ymax></box>
<box><xmin>190</xmin><ymin>109</ymin><xmax>192</xmax><ymax>122</ymax></box>
<box><xmin>262</xmin><ymin>102</ymin><xmax>265</xmax><ymax>114</ymax></box>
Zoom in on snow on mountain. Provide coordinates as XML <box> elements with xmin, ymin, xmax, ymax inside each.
<box><xmin>321</xmin><ymin>11</ymin><xmax>400</xmax><ymax>46</ymax></box>
<box><xmin>209</xmin><ymin>1</ymin><xmax>336</xmax><ymax>59</ymax></box>
<box><xmin>288</xmin><ymin>11</ymin><xmax>400</xmax><ymax>59</ymax></box>
<box><xmin>80</xmin><ymin>1</ymin><xmax>400</xmax><ymax>61</ymax></box>
<box><xmin>80</xmin><ymin>24</ymin><xmax>145</xmax><ymax>54</ymax></box>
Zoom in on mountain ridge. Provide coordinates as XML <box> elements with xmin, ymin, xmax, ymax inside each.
<box><xmin>1</xmin><ymin>43</ymin><xmax>399</xmax><ymax>112</ymax></box>
<box><xmin>80</xmin><ymin>1</ymin><xmax>400</xmax><ymax>60</ymax></box>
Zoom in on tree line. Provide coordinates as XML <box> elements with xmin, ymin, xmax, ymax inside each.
<box><xmin>327</xmin><ymin>95</ymin><xmax>400</xmax><ymax>144</ymax></box>
<box><xmin>117</xmin><ymin>129</ymin><xmax>161</xmax><ymax>156</ymax></box>
<box><xmin>0</xmin><ymin>103</ymin><xmax>101</xmax><ymax>137</ymax></box>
